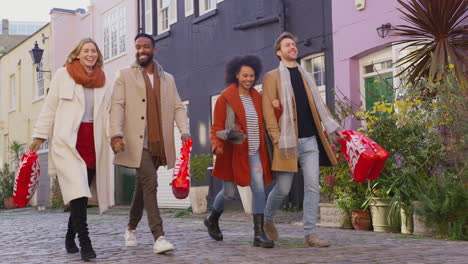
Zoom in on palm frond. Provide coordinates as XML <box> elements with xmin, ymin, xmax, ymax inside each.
<box><xmin>394</xmin><ymin>0</ymin><xmax>468</xmax><ymax>91</ymax></box>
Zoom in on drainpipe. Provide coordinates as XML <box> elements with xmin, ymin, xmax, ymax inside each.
<box><xmin>278</xmin><ymin>0</ymin><xmax>286</xmax><ymax>32</ymax></box>
<box><xmin>233</xmin><ymin>0</ymin><xmax>286</xmax><ymax>31</ymax></box>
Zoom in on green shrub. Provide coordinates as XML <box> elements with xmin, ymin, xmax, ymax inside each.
<box><xmin>0</xmin><ymin>163</ymin><xmax>15</xmax><ymax>208</ymax></box>
<box><xmin>415</xmin><ymin>172</ymin><xmax>468</xmax><ymax>240</ymax></box>
<box><xmin>190</xmin><ymin>153</ymin><xmax>213</xmax><ymax>185</ymax></box>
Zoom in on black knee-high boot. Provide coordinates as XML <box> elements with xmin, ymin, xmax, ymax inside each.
<box><xmin>70</xmin><ymin>197</ymin><xmax>96</xmax><ymax>261</ymax></box>
<box><xmin>253</xmin><ymin>214</ymin><xmax>274</xmax><ymax>248</ymax></box>
<box><xmin>65</xmin><ymin>214</ymin><xmax>79</xmax><ymax>253</ymax></box>
<box><xmin>204</xmin><ymin>209</ymin><xmax>223</xmax><ymax>241</ymax></box>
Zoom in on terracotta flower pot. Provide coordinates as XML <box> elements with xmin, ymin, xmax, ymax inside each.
<box><xmin>351</xmin><ymin>210</ymin><xmax>371</xmax><ymax>231</ymax></box>
<box><xmin>3</xmin><ymin>197</ymin><xmax>17</xmax><ymax>209</ymax></box>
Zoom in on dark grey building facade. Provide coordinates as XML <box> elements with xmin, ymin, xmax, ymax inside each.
<box><xmin>137</xmin><ymin>0</ymin><xmax>335</xmax><ymax>208</ymax></box>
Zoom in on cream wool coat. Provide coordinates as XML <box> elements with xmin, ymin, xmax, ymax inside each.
<box><xmin>110</xmin><ymin>62</ymin><xmax>190</xmax><ymax>169</ymax></box>
<box><xmin>33</xmin><ymin>67</ymin><xmax>113</xmax><ymax>213</ymax></box>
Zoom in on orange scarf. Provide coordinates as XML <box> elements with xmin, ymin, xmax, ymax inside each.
<box><xmin>66</xmin><ymin>60</ymin><xmax>105</xmax><ymax>88</ymax></box>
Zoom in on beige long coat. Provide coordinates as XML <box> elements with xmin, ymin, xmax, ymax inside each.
<box><xmin>262</xmin><ymin>68</ymin><xmax>340</xmax><ymax>172</ymax></box>
<box><xmin>33</xmin><ymin>68</ymin><xmax>113</xmax><ymax>213</ymax></box>
<box><xmin>110</xmin><ymin>62</ymin><xmax>190</xmax><ymax>169</ymax></box>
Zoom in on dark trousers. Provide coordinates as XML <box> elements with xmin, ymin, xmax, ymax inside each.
<box><xmin>128</xmin><ymin>149</ymin><xmax>164</xmax><ymax>240</ymax></box>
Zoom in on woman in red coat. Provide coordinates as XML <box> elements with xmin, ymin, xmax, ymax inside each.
<box><xmin>205</xmin><ymin>55</ymin><xmax>274</xmax><ymax>248</ymax></box>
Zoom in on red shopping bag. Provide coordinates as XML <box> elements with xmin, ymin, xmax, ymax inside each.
<box><xmin>172</xmin><ymin>138</ymin><xmax>193</xmax><ymax>199</ymax></box>
<box><xmin>340</xmin><ymin>130</ymin><xmax>389</xmax><ymax>183</ymax></box>
<box><xmin>13</xmin><ymin>152</ymin><xmax>40</xmax><ymax>207</ymax></box>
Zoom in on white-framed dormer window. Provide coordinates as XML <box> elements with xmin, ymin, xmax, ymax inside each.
<box><xmin>144</xmin><ymin>0</ymin><xmax>153</xmax><ymax>35</ymax></box>
<box><xmin>185</xmin><ymin>0</ymin><xmax>194</xmax><ymax>16</ymax></box>
<box><xmin>103</xmin><ymin>4</ymin><xmax>127</xmax><ymax>61</ymax></box>
<box><xmin>200</xmin><ymin>0</ymin><xmax>216</xmax><ymax>15</ymax></box>
<box><xmin>9</xmin><ymin>74</ymin><xmax>16</xmax><ymax>111</ymax></box>
<box><xmin>157</xmin><ymin>0</ymin><xmax>177</xmax><ymax>34</ymax></box>
<box><xmin>301</xmin><ymin>53</ymin><xmax>326</xmax><ymax>101</ymax></box>
<box><xmin>35</xmin><ymin>62</ymin><xmax>45</xmax><ymax>99</ymax></box>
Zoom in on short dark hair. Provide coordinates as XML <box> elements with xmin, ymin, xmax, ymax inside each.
<box><xmin>225</xmin><ymin>55</ymin><xmax>263</xmax><ymax>86</ymax></box>
<box><xmin>274</xmin><ymin>32</ymin><xmax>298</xmax><ymax>60</ymax></box>
<box><xmin>134</xmin><ymin>33</ymin><xmax>155</xmax><ymax>47</ymax></box>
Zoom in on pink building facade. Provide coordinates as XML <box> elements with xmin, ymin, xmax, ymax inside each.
<box><xmin>332</xmin><ymin>0</ymin><xmax>408</xmax><ymax>129</ymax></box>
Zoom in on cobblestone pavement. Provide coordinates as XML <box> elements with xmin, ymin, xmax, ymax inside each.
<box><xmin>1</xmin><ymin>206</ymin><xmax>467</xmax><ymax>264</ymax></box>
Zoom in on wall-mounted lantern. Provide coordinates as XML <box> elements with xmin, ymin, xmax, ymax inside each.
<box><xmin>376</xmin><ymin>23</ymin><xmax>392</xmax><ymax>38</ymax></box>
<box><xmin>29</xmin><ymin>41</ymin><xmax>50</xmax><ymax>72</ymax></box>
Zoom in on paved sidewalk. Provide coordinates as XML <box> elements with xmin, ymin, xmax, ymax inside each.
<box><xmin>1</xmin><ymin>206</ymin><xmax>467</xmax><ymax>264</ymax></box>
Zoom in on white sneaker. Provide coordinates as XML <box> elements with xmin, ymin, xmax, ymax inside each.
<box><xmin>153</xmin><ymin>236</ymin><xmax>175</xmax><ymax>254</ymax></box>
<box><xmin>124</xmin><ymin>229</ymin><xmax>138</xmax><ymax>247</ymax></box>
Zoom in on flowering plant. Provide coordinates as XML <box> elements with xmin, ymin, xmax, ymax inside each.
<box><xmin>355</xmin><ymin>69</ymin><xmax>466</xmax><ymax>214</ymax></box>
<box><xmin>320</xmin><ymin>141</ymin><xmax>367</xmax><ymax>213</ymax></box>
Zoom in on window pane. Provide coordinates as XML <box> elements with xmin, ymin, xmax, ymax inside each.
<box><xmin>103</xmin><ymin>5</ymin><xmax>126</xmax><ymax>60</ymax></box>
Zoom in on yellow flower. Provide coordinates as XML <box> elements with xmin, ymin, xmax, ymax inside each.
<box><xmin>449</xmin><ymin>64</ymin><xmax>454</xmax><ymax>69</ymax></box>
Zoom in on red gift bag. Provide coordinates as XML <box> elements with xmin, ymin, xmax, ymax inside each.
<box><xmin>340</xmin><ymin>130</ymin><xmax>389</xmax><ymax>183</ymax></box>
<box><xmin>13</xmin><ymin>152</ymin><xmax>41</xmax><ymax>207</ymax></box>
<box><xmin>172</xmin><ymin>138</ymin><xmax>193</xmax><ymax>199</ymax></box>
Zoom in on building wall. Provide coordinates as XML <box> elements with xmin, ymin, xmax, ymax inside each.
<box><xmin>150</xmin><ymin>0</ymin><xmax>335</xmax><ymax>155</ymax></box>
<box><xmin>331</xmin><ymin>0</ymin><xmax>407</xmax><ymax>129</ymax></box>
<box><xmin>0</xmin><ymin>24</ymin><xmax>51</xmax><ymax>205</ymax></box>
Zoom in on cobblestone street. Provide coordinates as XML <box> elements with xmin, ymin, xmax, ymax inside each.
<box><xmin>1</xmin><ymin>206</ymin><xmax>467</xmax><ymax>264</ymax></box>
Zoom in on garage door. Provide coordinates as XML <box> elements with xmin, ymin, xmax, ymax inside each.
<box><xmin>157</xmin><ymin>101</ymin><xmax>190</xmax><ymax>208</ymax></box>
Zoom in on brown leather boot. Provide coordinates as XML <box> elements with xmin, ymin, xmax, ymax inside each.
<box><xmin>263</xmin><ymin>222</ymin><xmax>279</xmax><ymax>241</ymax></box>
<box><xmin>304</xmin><ymin>233</ymin><xmax>331</xmax><ymax>247</ymax></box>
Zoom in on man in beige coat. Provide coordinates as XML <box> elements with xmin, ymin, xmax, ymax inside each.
<box><xmin>110</xmin><ymin>33</ymin><xmax>190</xmax><ymax>254</ymax></box>
<box><xmin>262</xmin><ymin>32</ymin><xmax>344</xmax><ymax>247</ymax></box>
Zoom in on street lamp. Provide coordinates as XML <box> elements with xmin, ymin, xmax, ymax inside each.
<box><xmin>376</xmin><ymin>23</ymin><xmax>392</xmax><ymax>38</ymax></box>
<box><xmin>29</xmin><ymin>41</ymin><xmax>50</xmax><ymax>72</ymax></box>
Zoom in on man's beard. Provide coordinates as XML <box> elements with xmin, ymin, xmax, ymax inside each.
<box><xmin>136</xmin><ymin>53</ymin><xmax>153</xmax><ymax>67</ymax></box>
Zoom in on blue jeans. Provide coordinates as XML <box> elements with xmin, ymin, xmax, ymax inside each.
<box><xmin>212</xmin><ymin>153</ymin><xmax>266</xmax><ymax>214</ymax></box>
<box><xmin>264</xmin><ymin>136</ymin><xmax>320</xmax><ymax>235</ymax></box>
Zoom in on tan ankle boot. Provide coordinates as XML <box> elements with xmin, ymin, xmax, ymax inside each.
<box><xmin>263</xmin><ymin>222</ymin><xmax>279</xmax><ymax>241</ymax></box>
<box><xmin>304</xmin><ymin>233</ymin><xmax>331</xmax><ymax>247</ymax></box>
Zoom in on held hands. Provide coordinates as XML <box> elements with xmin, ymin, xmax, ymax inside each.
<box><xmin>111</xmin><ymin>137</ymin><xmax>125</xmax><ymax>154</ymax></box>
<box><xmin>29</xmin><ymin>138</ymin><xmax>44</xmax><ymax>152</ymax></box>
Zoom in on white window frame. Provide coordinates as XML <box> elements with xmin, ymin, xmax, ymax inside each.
<box><xmin>144</xmin><ymin>0</ymin><xmax>153</xmax><ymax>35</ymax></box>
<box><xmin>9</xmin><ymin>75</ymin><xmax>16</xmax><ymax>112</ymax></box>
<box><xmin>199</xmin><ymin>0</ymin><xmax>217</xmax><ymax>15</ymax></box>
<box><xmin>103</xmin><ymin>4</ymin><xmax>127</xmax><ymax>61</ymax></box>
<box><xmin>301</xmin><ymin>53</ymin><xmax>326</xmax><ymax>101</ymax></box>
<box><xmin>35</xmin><ymin>62</ymin><xmax>45</xmax><ymax>100</ymax></box>
<box><xmin>157</xmin><ymin>0</ymin><xmax>177</xmax><ymax>34</ymax></box>
<box><xmin>185</xmin><ymin>0</ymin><xmax>194</xmax><ymax>16</ymax></box>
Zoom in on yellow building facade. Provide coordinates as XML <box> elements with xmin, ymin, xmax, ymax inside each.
<box><xmin>0</xmin><ymin>24</ymin><xmax>51</xmax><ymax>205</ymax></box>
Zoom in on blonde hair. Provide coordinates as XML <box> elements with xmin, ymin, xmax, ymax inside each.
<box><xmin>64</xmin><ymin>38</ymin><xmax>104</xmax><ymax>67</ymax></box>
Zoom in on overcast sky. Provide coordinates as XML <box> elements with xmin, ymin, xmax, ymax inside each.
<box><xmin>0</xmin><ymin>0</ymin><xmax>90</xmax><ymax>22</ymax></box>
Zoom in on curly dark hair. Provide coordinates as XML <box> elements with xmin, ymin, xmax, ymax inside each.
<box><xmin>225</xmin><ymin>55</ymin><xmax>263</xmax><ymax>85</ymax></box>
<box><xmin>134</xmin><ymin>33</ymin><xmax>155</xmax><ymax>47</ymax></box>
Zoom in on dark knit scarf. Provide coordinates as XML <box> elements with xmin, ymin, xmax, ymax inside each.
<box><xmin>142</xmin><ymin>61</ymin><xmax>166</xmax><ymax>163</ymax></box>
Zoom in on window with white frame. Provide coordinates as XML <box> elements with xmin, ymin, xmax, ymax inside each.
<box><xmin>200</xmin><ymin>0</ymin><xmax>216</xmax><ymax>15</ymax></box>
<box><xmin>36</xmin><ymin>62</ymin><xmax>44</xmax><ymax>99</ymax></box>
<box><xmin>103</xmin><ymin>4</ymin><xmax>126</xmax><ymax>61</ymax></box>
<box><xmin>9</xmin><ymin>75</ymin><xmax>16</xmax><ymax>111</ymax></box>
<box><xmin>185</xmin><ymin>0</ymin><xmax>194</xmax><ymax>16</ymax></box>
<box><xmin>157</xmin><ymin>0</ymin><xmax>177</xmax><ymax>34</ymax></box>
<box><xmin>301</xmin><ymin>53</ymin><xmax>326</xmax><ymax>101</ymax></box>
<box><xmin>144</xmin><ymin>0</ymin><xmax>153</xmax><ymax>35</ymax></box>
